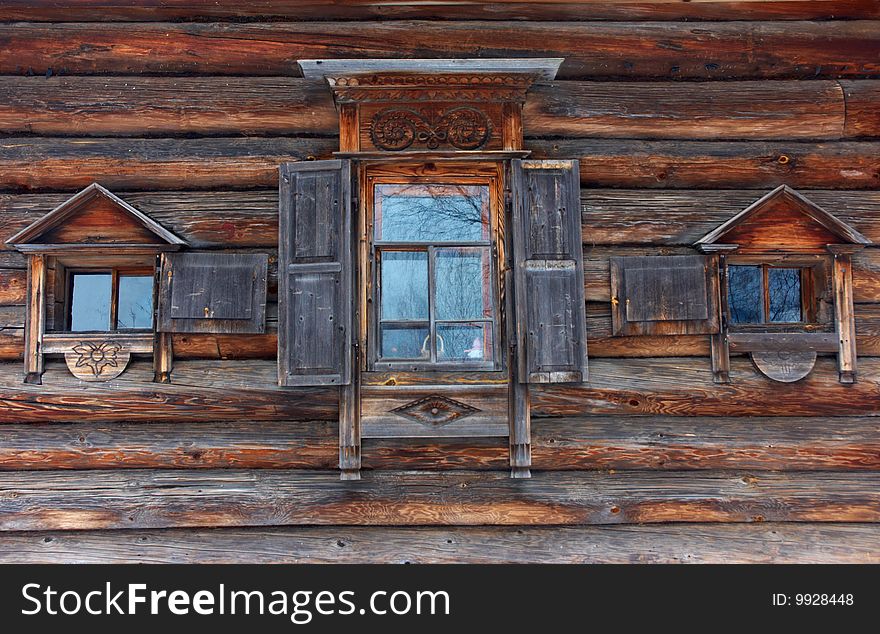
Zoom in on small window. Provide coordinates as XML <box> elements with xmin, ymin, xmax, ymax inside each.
<box><xmin>373</xmin><ymin>183</ymin><xmax>496</xmax><ymax>367</ymax></box>
<box><xmin>68</xmin><ymin>269</ymin><xmax>154</xmax><ymax>332</ymax></box>
<box><xmin>727</xmin><ymin>264</ymin><xmax>808</xmax><ymax>325</ymax></box>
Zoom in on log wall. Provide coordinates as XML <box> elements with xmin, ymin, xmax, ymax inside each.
<box><xmin>0</xmin><ymin>0</ymin><xmax>878</xmax><ymax>562</ymax></box>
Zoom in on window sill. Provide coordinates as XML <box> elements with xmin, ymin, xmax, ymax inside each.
<box><xmin>42</xmin><ymin>331</ymin><xmax>154</xmax><ymax>354</ymax></box>
<box><xmin>727</xmin><ymin>331</ymin><xmax>839</xmax><ymax>354</ymax></box>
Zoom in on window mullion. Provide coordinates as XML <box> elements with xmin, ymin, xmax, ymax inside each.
<box><xmin>110</xmin><ymin>268</ymin><xmax>120</xmax><ymax>331</ymax></box>
<box><xmin>428</xmin><ymin>245</ymin><xmax>436</xmax><ymax>363</ymax></box>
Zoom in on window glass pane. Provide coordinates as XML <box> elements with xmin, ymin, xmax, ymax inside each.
<box><xmin>380</xmin><ymin>324</ymin><xmax>430</xmax><ymax>359</ymax></box>
<box><xmin>727</xmin><ymin>265</ymin><xmax>763</xmax><ymax>324</ymax></box>
<box><xmin>375</xmin><ymin>184</ymin><xmax>488</xmax><ymax>242</ymax></box>
<box><xmin>380</xmin><ymin>251</ymin><xmax>428</xmax><ymax>320</ymax></box>
<box><xmin>70</xmin><ymin>273</ymin><xmax>112</xmax><ymax>331</ymax></box>
<box><xmin>768</xmin><ymin>268</ymin><xmax>803</xmax><ymax>323</ymax></box>
<box><xmin>437</xmin><ymin>322</ymin><xmax>492</xmax><ymax>362</ymax></box>
<box><xmin>117</xmin><ymin>275</ymin><xmax>154</xmax><ymax>329</ymax></box>
<box><xmin>435</xmin><ymin>247</ymin><xmax>491</xmax><ymax>321</ymax></box>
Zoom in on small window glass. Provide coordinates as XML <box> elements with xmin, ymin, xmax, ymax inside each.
<box><xmin>372</xmin><ymin>181</ymin><xmax>496</xmax><ymax>367</ymax></box>
<box><xmin>67</xmin><ymin>269</ymin><xmax>154</xmax><ymax>332</ymax></box>
<box><xmin>117</xmin><ymin>275</ymin><xmax>154</xmax><ymax>329</ymax></box>
<box><xmin>727</xmin><ymin>264</ymin><xmax>804</xmax><ymax>325</ymax></box>
<box><xmin>70</xmin><ymin>273</ymin><xmax>112</xmax><ymax>331</ymax></box>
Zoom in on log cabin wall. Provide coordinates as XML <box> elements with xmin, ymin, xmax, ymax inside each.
<box><xmin>0</xmin><ymin>1</ymin><xmax>879</xmax><ymax>563</ymax></box>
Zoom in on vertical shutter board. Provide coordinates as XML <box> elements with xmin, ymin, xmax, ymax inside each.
<box><xmin>157</xmin><ymin>253</ymin><xmax>268</xmax><ymax>334</ymax></box>
<box><xmin>610</xmin><ymin>254</ymin><xmax>719</xmax><ymax>336</ymax></box>
<box><xmin>512</xmin><ymin>159</ymin><xmax>588</xmax><ymax>384</ymax></box>
<box><xmin>279</xmin><ymin>160</ymin><xmax>352</xmax><ymax>387</ymax></box>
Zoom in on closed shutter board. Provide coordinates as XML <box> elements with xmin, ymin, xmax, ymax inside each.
<box><xmin>158</xmin><ymin>253</ymin><xmax>268</xmax><ymax>334</ymax></box>
<box><xmin>512</xmin><ymin>159</ymin><xmax>588</xmax><ymax>384</ymax></box>
<box><xmin>279</xmin><ymin>160</ymin><xmax>352</xmax><ymax>387</ymax></box>
<box><xmin>611</xmin><ymin>254</ymin><xmax>719</xmax><ymax>336</ymax></box>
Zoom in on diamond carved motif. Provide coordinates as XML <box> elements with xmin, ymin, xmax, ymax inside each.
<box><xmin>390</xmin><ymin>395</ymin><xmax>480</xmax><ymax>427</ymax></box>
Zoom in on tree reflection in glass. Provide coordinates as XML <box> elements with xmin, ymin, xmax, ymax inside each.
<box><xmin>727</xmin><ymin>264</ymin><xmax>804</xmax><ymax>325</ymax></box>
<box><xmin>374</xmin><ymin>183</ymin><xmax>494</xmax><ymax>364</ymax></box>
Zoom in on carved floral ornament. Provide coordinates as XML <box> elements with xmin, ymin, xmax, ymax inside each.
<box><xmin>370</xmin><ymin>106</ymin><xmax>492</xmax><ymax>151</ymax></box>
<box><xmin>63</xmin><ymin>340</ymin><xmax>131</xmax><ymax>382</ymax></box>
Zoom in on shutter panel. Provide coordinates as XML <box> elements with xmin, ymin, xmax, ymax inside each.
<box><xmin>278</xmin><ymin>160</ymin><xmax>352</xmax><ymax>387</ymax></box>
<box><xmin>610</xmin><ymin>255</ymin><xmax>720</xmax><ymax>336</ymax></box>
<box><xmin>157</xmin><ymin>252</ymin><xmax>268</xmax><ymax>334</ymax></box>
<box><xmin>511</xmin><ymin>159</ymin><xmax>588</xmax><ymax>384</ymax></box>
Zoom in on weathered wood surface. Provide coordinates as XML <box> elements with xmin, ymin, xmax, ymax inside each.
<box><xmin>0</xmin><ymin>361</ymin><xmax>337</xmax><ymax>423</ymax></box>
<box><xmin>1</xmin><ymin>523</ymin><xmax>876</xmax><ymax>564</ymax></box>
<box><xmin>8</xmin><ymin>189</ymin><xmax>880</xmax><ymax>249</ymax></box>
<box><xmin>0</xmin><ymin>138</ymin><xmax>335</xmax><ymax>192</ymax></box>
<box><xmin>3</xmin><ymin>77</ymin><xmax>874</xmax><ymax>141</ymax></box>
<box><xmin>3</xmin><ymin>1</ymin><xmax>878</xmax><ymax>22</ymax></box>
<box><xmin>0</xmin><ymin>416</ymin><xmax>877</xmax><ymax>472</ymax></box>
<box><xmin>581</xmin><ymin>190</ymin><xmax>880</xmax><ymax>244</ymax></box>
<box><xmin>3</xmin><ymin>139</ymin><xmax>880</xmax><ymax>192</ymax></box>
<box><xmin>531</xmin><ymin>356</ymin><xmax>880</xmax><ymax>417</ymax></box>
<box><xmin>2</xmin><ymin>356</ymin><xmax>880</xmax><ymax>422</ymax></box>
<box><xmin>0</xmin><ymin>469</ymin><xmax>878</xmax><ymax>530</ymax></box>
<box><xmin>1</xmin><ymin>21</ymin><xmax>878</xmax><ymax>80</ymax></box>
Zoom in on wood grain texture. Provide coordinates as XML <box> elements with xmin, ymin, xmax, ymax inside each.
<box><xmin>1</xmin><ymin>77</ymin><xmax>870</xmax><ymax>141</ymax></box>
<box><xmin>0</xmin><ymin>360</ymin><xmax>337</xmax><ymax>423</ymax></box>
<box><xmin>2</xmin><ymin>355</ymin><xmax>880</xmax><ymax>422</ymax></box>
<box><xmin>531</xmin><ymin>356</ymin><xmax>880</xmax><ymax>417</ymax></box>
<box><xmin>0</xmin><ymin>137</ymin><xmax>335</xmax><ymax>192</ymax></box>
<box><xmin>2</xmin><ymin>523</ymin><xmax>877</xmax><ymax>564</ymax></box>
<box><xmin>0</xmin><ymin>416</ymin><xmax>877</xmax><ymax>472</ymax></box>
<box><xmin>536</xmin><ymin>139</ymin><xmax>880</xmax><ymax>190</ymax></box>
<box><xmin>4</xmin><ymin>138</ymin><xmax>880</xmax><ymax>193</ymax></box>
<box><xmin>581</xmin><ymin>189</ymin><xmax>880</xmax><ymax>244</ymax></box>
<box><xmin>2</xmin><ymin>1</ymin><xmax>878</xmax><ymax>22</ymax></box>
<box><xmin>0</xmin><ymin>468</ymin><xmax>878</xmax><ymax>530</ymax></box>
<box><xmin>7</xmin><ymin>189</ymin><xmax>880</xmax><ymax>249</ymax></box>
<box><xmin>1</xmin><ymin>21</ymin><xmax>878</xmax><ymax>80</ymax></box>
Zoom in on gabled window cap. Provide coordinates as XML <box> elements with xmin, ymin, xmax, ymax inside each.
<box><xmin>298</xmin><ymin>58</ymin><xmax>564</xmax><ymax>81</ymax></box>
<box><xmin>5</xmin><ymin>182</ymin><xmax>186</xmax><ymax>251</ymax></box>
<box><xmin>694</xmin><ymin>184</ymin><xmax>871</xmax><ymax>247</ymax></box>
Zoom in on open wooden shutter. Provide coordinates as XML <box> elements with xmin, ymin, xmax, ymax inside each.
<box><xmin>511</xmin><ymin>159</ymin><xmax>588</xmax><ymax>383</ymax></box>
<box><xmin>157</xmin><ymin>252</ymin><xmax>268</xmax><ymax>334</ymax></box>
<box><xmin>278</xmin><ymin>160</ymin><xmax>353</xmax><ymax>386</ymax></box>
<box><xmin>610</xmin><ymin>255</ymin><xmax>720</xmax><ymax>336</ymax></box>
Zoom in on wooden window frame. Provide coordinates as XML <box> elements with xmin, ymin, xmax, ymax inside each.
<box><xmin>361</xmin><ymin>162</ymin><xmax>505</xmax><ymax>373</ymax></box>
<box><xmin>724</xmin><ymin>254</ymin><xmax>832</xmax><ymax>334</ymax></box>
<box><xmin>63</xmin><ymin>265</ymin><xmax>155</xmax><ymax>333</ymax></box>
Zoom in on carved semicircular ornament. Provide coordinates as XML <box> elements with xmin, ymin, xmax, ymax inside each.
<box><xmin>391</xmin><ymin>395</ymin><xmax>480</xmax><ymax>428</ymax></box>
<box><xmin>750</xmin><ymin>350</ymin><xmax>817</xmax><ymax>383</ymax></box>
<box><xmin>64</xmin><ymin>340</ymin><xmax>131</xmax><ymax>381</ymax></box>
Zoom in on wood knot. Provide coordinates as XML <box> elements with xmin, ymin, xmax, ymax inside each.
<box><xmin>777</xmin><ymin>154</ymin><xmax>790</xmax><ymax>165</ymax></box>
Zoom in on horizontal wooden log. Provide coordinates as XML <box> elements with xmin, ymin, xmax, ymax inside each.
<box><xmin>0</xmin><ymin>360</ymin><xmax>337</xmax><ymax>423</ymax></box>
<box><xmin>2</xmin><ymin>522</ymin><xmax>877</xmax><ymax>564</ymax></box>
<box><xmin>582</xmin><ymin>190</ymin><xmax>880</xmax><ymax>244</ymax></box>
<box><xmin>2</xmin><ymin>1</ymin><xmax>877</xmax><ymax>22</ymax></box>
<box><xmin>537</xmin><ymin>139</ymin><xmax>880</xmax><ymax>189</ymax></box>
<box><xmin>3</xmin><ymin>138</ymin><xmax>880</xmax><ymax>192</ymax></box>
<box><xmin>1</xmin><ymin>21</ymin><xmax>878</xmax><ymax>80</ymax></box>
<box><xmin>6</xmin><ymin>189</ymin><xmax>880</xmax><ymax>251</ymax></box>
<box><xmin>532</xmin><ymin>356</ymin><xmax>880</xmax><ymax>417</ymax></box>
<box><xmin>3</xmin><ymin>77</ymin><xmax>872</xmax><ymax>141</ymax></box>
<box><xmin>2</xmin><ymin>356</ymin><xmax>879</xmax><ymax>422</ymax></box>
<box><xmin>0</xmin><ymin>269</ymin><xmax>26</xmax><ymax>305</ymax></box>
<box><xmin>0</xmin><ymin>137</ymin><xmax>335</xmax><ymax>192</ymax></box>
<box><xmin>0</xmin><ymin>468</ymin><xmax>878</xmax><ymax>530</ymax></box>
<box><xmin>0</xmin><ymin>415</ymin><xmax>877</xmax><ymax>472</ymax></box>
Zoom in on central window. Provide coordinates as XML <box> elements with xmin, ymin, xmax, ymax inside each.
<box><xmin>369</xmin><ymin>176</ymin><xmax>499</xmax><ymax>370</ymax></box>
